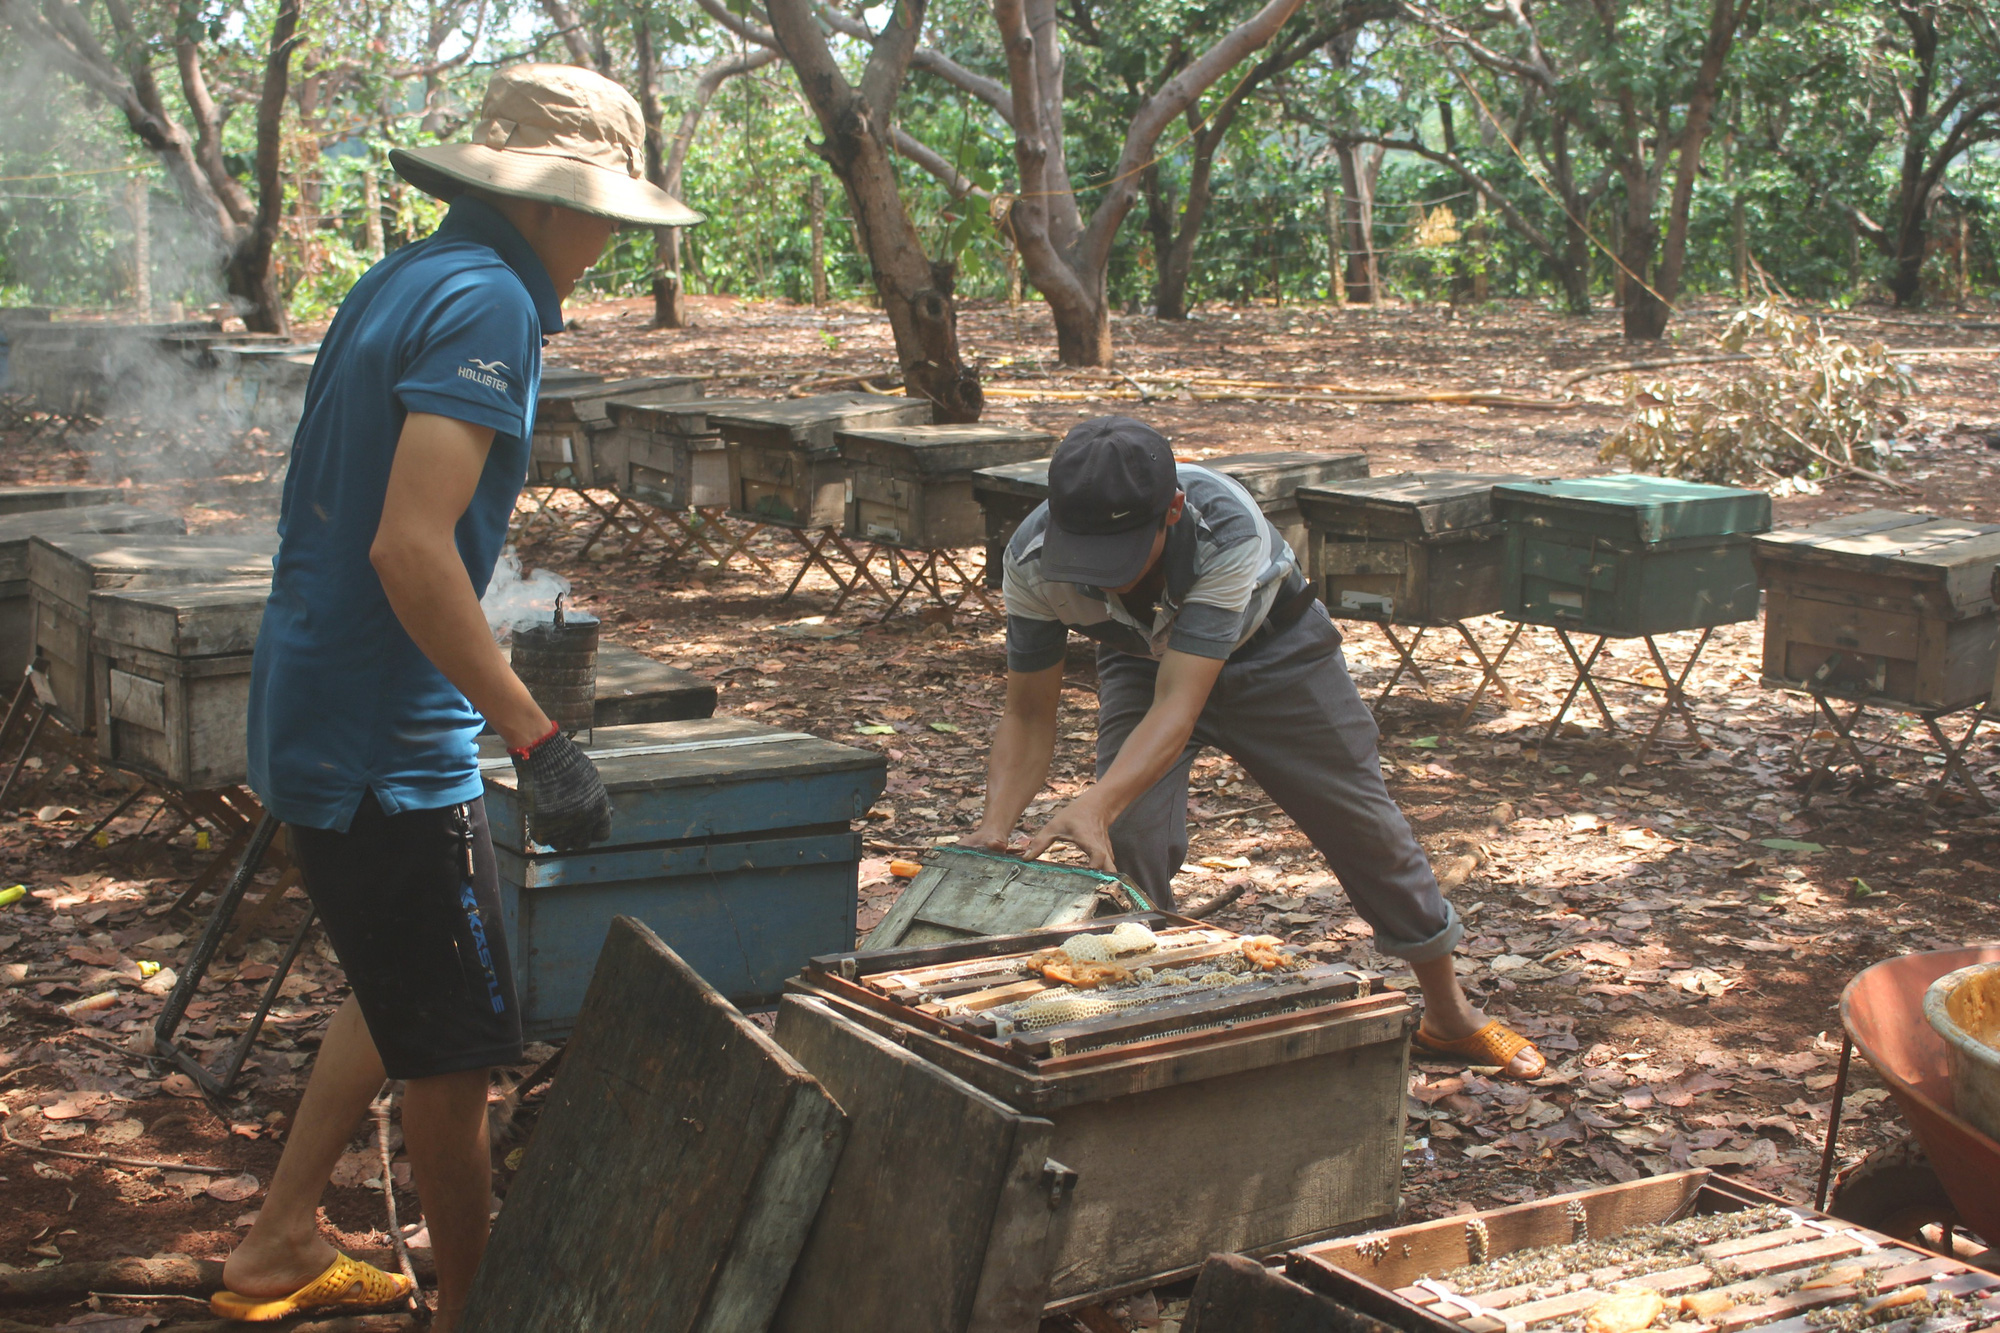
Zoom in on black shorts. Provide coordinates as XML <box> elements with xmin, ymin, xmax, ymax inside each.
<box><xmin>290</xmin><ymin>793</ymin><xmax>524</xmax><ymax>1080</ymax></box>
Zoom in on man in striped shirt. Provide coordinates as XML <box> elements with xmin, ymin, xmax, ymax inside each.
<box><xmin>963</xmin><ymin>417</ymin><xmax>1543</xmax><ymax>1078</ymax></box>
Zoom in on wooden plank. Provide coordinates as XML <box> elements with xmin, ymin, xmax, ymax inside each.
<box><xmin>1183</xmin><ymin>1253</ymin><xmax>1404</xmax><ymax>1333</ymax></box>
<box><xmin>461</xmin><ymin>915</ymin><xmax>847</xmax><ymax>1333</ymax></box>
<box><xmin>771</xmin><ymin>994</ymin><xmax>1060</xmax><ymax>1333</ymax></box>
<box><xmin>1292</xmin><ymin>1172</ymin><xmax>1710</xmax><ymax>1294</ymax></box>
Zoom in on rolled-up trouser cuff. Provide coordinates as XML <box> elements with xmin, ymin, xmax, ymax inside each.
<box><xmin>1376</xmin><ymin>898</ymin><xmax>1464</xmax><ymax>965</ymax></box>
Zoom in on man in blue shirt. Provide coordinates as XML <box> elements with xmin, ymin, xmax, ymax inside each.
<box><xmin>214</xmin><ymin>65</ymin><xmax>699</xmax><ymax>1329</ymax></box>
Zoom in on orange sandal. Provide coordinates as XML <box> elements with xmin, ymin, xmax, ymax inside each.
<box><xmin>210</xmin><ymin>1251</ymin><xmax>414</xmax><ymax>1322</ymax></box>
<box><xmin>1413</xmin><ymin>1019</ymin><xmax>1547</xmax><ymax>1079</ymax></box>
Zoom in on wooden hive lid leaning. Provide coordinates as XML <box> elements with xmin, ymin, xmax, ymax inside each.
<box><xmin>1754</xmin><ymin>509</ymin><xmax>2000</xmax><ymax>617</ymax></box>
<box><xmin>1299</xmin><ymin>471</ymin><xmax>1534</xmax><ymax>541</ymax></box>
<box><xmin>0</xmin><ymin>485</ymin><xmax>121</xmax><ymax>517</ymax></box>
<box><xmin>863</xmin><ymin>847</ymin><xmax>1123</xmax><ymax>949</ymax></box>
<box><xmin>28</xmin><ymin>532</ymin><xmax>278</xmax><ymax>611</ymax></box>
<box><xmin>1210</xmin><ymin>449</ymin><xmax>1369</xmax><ymax>500</ymax></box>
<box><xmin>89</xmin><ymin>578</ymin><xmax>270</xmax><ymax>658</ymax></box>
<box><xmin>1493</xmin><ymin>475</ymin><xmax>1772</xmax><ymax>545</ymax></box>
<box><xmin>0</xmin><ymin>505</ymin><xmax>185</xmax><ymax>585</ymax></box>
<box><xmin>834</xmin><ymin>422</ymin><xmax>1056</xmax><ymax>476</ymax></box>
<box><xmin>709</xmin><ymin>391</ymin><xmax>931</xmax><ymax>453</ymax></box>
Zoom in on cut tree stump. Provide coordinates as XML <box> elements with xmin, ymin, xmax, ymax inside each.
<box><xmin>460</xmin><ymin>915</ymin><xmax>847</xmax><ymax>1333</ymax></box>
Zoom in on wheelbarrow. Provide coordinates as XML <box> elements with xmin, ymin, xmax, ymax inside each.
<box><xmin>1815</xmin><ymin>944</ymin><xmax>2000</xmax><ymax>1254</ymax></box>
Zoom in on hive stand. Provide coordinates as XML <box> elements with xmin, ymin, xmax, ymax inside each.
<box><xmin>712</xmin><ymin>394</ymin><xmax>932</xmax><ymax>607</ymax></box>
<box><xmin>1752</xmin><ymin>510</ymin><xmax>2000</xmax><ymax>813</ymax></box>
<box><xmin>1789</xmin><ymin>690</ymin><xmax>1991</xmax><ymax>813</ymax></box>
<box><xmin>595</xmin><ymin>393</ymin><xmax>781</xmax><ymax>577</ymax></box>
<box><xmin>1493</xmin><ymin>477</ymin><xmax>1770</xmax><ymax>764</ymax></box>
<box><xmin>515</xmin><ymin>370</ymin><xmax>679</xmax><ymax>543</ymax></box>
<box><xmin>1300</xmin><ymin>473</ymin><xmax>1535</xmax><ymax>728</ymax></box>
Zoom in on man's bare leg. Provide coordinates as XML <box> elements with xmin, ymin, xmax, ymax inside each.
<box><xmin>402</xmin><ymin>1067</ymin><xmax>494</xmax><ymax>1333</ymax></box>
<box><xmin>222</xmin><ymin>996</ymin><xmax>385</xmax><ymax>1296</ymax></box>
<box><xmin>1411</xmin><ymin>953</ymin><xmax>1542</xmax><ymax>1078</ymax></box>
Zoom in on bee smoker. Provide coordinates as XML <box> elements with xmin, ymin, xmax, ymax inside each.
<box><xmin>510</xmin><ymin>595</ymin><xmax>598</xmax><ymax>742</ymax></box>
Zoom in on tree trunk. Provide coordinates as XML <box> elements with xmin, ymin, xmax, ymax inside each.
<box><xmin>1053</xmin><ymin>279</ymin><xmax>1112</xmax><ymax>365</ymax></box>
<box><xmin>1618</xmin><ymin>165</ymin><xmax>1666</xmax><ymax>340</ymax></box>
<box><xmin>808</xmin><ymin>174</ymin><xmax>828</xmax><ymax>305</ymax></box>
<box><xmin>1323</xmin><ymin>181</ymin><xmax>1347</xmax><ymax>305</ymax></box>
<box><xmin>126</xmin><ymin>170</ymin><xmax>150</xmax><ymax>315</ymax></box>
<box><xmin>1335</xmin><ymin>141</ymin><xmax>1378</xmax><ymax>303</ymax></box>
<box><xmin>361</xmin><ymin>164</ymin><xmax>385</xmax><ymax>260</ymax></box>
<box><xmin>768</xmin><ymin>0</ymin><xmax>982</xmax><ymax>420</ymax></box>
<box><xmin>224</xmin><ymin>0</ymin><xmax>298</xmax><ymax>335</ymax></box>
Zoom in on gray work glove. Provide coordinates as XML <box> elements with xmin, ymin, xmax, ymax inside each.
<box><xmin>512</xmin><ymin>730</ymin><xmax>613</xmax><ymax>851</ymax></box>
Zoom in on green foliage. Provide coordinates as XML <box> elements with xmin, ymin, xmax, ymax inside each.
<box><xmin>1601</xmin><ymin>302</ymin><xmax>1914</xmax><ymax>485</ymax></box>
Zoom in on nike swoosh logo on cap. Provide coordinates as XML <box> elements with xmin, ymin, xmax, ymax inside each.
<box><xmin>1109</xmin><ymin>509</ymin><xmax>1133</xmax><ymax>519</ymax></box>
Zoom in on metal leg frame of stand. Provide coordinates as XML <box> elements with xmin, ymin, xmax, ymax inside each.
<box><xmin>1799</xmin><ymin>694</ymin><xmax>1991</xmax><ymax>813</ymax></box>
<box><xmin>1540</xmin><ymin>627</ymin><xmax>1715</xmax><ymax>764</ymax></box>
<box><xmin>152</xmin><ymin>814</ymin><xmax>316</xmax><ymax>1100</ymax></box>
<box><xmin>1368</xmin><ymin>621</ymin><xmax>1525</xmax><ymax>727</ymax></box>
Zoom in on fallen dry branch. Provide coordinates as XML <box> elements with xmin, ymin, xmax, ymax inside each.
<box><xmin>0</xmin><ymin>1119</ymin><xmax>230</xmax><ymax>1175</ymax></box>
<box><xmin>0</xmin><ymin>1255</ymin><xmax>223</xmax><ymax>1305</ymax></box>
<box><xmin>983</xmin><ymin>385</ymin><xmax>1573</xmax><ymax>410</ymax></box>
<box><xmin>1562</xmin><ymin>354</ymin><xmax>1756</xmax><ymax>387</ymax></box>
<box><xmin>1182</xmin><ymin>876</ymin><xmax>1251</xmax><ymax>919</ymax></box>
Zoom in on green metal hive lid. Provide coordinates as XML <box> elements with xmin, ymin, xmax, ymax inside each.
<box><xmin>1492</xmin><ymin>474</ymin><xmax>1772</xmax><ymax>544</ymax></box>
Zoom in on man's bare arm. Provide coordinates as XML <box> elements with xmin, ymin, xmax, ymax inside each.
<box><xmin>370</xmin><ymin>412</ymin><xmax>552</xmax><ymax>750</ymax></box>
<box><xmin>1023</xmin><ymin>648</ymin><xmax>1226</xmax><ymax>868</ymax></box>
<box><xmin>963</xmin><ymin>663</ymin><xmax>1065</xmax><ymax>851</ymax></box>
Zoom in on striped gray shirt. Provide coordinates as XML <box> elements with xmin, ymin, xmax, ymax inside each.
<box><xmin>1003</xmin><ymin>463</ymin><xmax>1298</xmax><ymax>671</ymax></box>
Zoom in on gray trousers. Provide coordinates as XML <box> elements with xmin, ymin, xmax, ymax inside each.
<box><xmin>1096</xmin><ymin>604</ymin><xmax>1463</xmax><ymax>963</ymax></box>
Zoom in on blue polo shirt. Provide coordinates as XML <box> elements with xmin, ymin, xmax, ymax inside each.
<box><xmin>247</xmin><ymin>197</ymin><xmax>562</xmax><ymax>831</ymax></box>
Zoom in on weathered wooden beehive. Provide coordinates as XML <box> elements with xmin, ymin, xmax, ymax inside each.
<box><xmin>211</xmin><ymin>344</ymin><xmax>320</xmax><ymax>438</ymax></box>
<box><xmin>862</xmin><ymin>847</ymin><xmax>1121</xmax><ymax>949</ymax></box>
<box><xmin>970</xmin><ymin>452</ymin><xmax>1366</xmax><ymax>587</ymax></box>
<box><xmin>1752</xmin><ymin>510</ymin><xmax>2000</xmax><ymax>710</ymax></box>
<box><xmin>597</xmin><ymin>394</ymin><xmax>773</xmax><ymax>510</ymax></box>
<box><xmin>7</xmin><ymin>320</ymin><xmax>222</xmax><ymax>413</ymax></box>
<box><xmin>714</xmin><ymin>393</ymin><xmax>931</xmax><ymax>528</ymax></box>
<box><xmin>27</xmin><ymin>533</ymin><xmax>277</xmax><ymax>730</ymax></box>
<box><xmin>1212</xmin><ymin>450</ymin><xmax>1370</xmax><ymax>566</ymax></box>
<box><xmin>1493</xmin><ymin>476</ymin><xmax>1771</xmax><ymax>636</ymax></box>
<box><xmin>531</xmin><ymin>375</ymin><xmax>700</xmax><ymax>487</ymax></box>
<box><xmin>779</xmin><ymin>918</ymin><xmax>1411</xmax><ymax>1322</ymax></box>
<box><xmin>88</xmin><ymin>579</ymin><xmax>267</xmax><ymax>789</ymax></box>
<box><xmin>836</xmin><ymin>423</ymin><xmax>1056</xmax><ymax>550</ymax></box>
<box><xmin>1298</xmin><ymin>472</ymin><xmax>1532</xmax><ymax>623</ymax></box>
<box><xmin>478</xmin><ymin>717</ymin><xmax>887</xmax><ymax>1036</ymax></box>
<box><xmin>0</xmin><ymin>505</ymin><xmax>185</xmax><ymax>681</ymax></box>
<box><xmin>1284</xmin><ymin>1170</ymin><xmax>2000</xmax><ymax>1333</ymax></box>
<box><xmin>971</xmin><ymin>458</ymin><xmax>1055</xmax><ymax>586</ymax></box>
<box><xmin>0</xmin><ymin>485</ymin><xmax>122</xmax><ymax>516</ymax></box>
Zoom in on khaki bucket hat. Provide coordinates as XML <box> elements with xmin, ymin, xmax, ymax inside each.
<box><xmin>391</xmin><ymin>63</ymin><xmax>701</xmax><ymax>228</ymax></box>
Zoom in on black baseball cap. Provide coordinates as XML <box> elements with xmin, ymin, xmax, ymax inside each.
<box><xmin>1042</xmin><ymin>416</ymin><xmax>1180</xmax><ymax>587</ymax></box>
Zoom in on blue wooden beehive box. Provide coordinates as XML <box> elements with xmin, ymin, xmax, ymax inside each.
<box><xmin>480</xmin><ymin>717</ymin><xmax>887</xmax><ymax>1037</ymax></box>
<box><xmin>1493</xmin><ymin>475</ymin><xmax>1771</xmax><ymax>637</ymax></box>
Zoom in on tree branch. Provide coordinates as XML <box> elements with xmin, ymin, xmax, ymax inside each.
<box><xmin>1076</xmin><ymin>0</ymin><xmax>1308</xmax><ymax>277</ymax></box>
<box><xmin>892</xmin><ymin>124</ymin><xmax>990</xmax><ymax>198</ymax></box>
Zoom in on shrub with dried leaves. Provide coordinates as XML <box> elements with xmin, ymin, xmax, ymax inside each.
<box><xmin>1600</xmin><ymin>303</ymin><xmax>1912</xmax><ymax>486</ymax></box>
